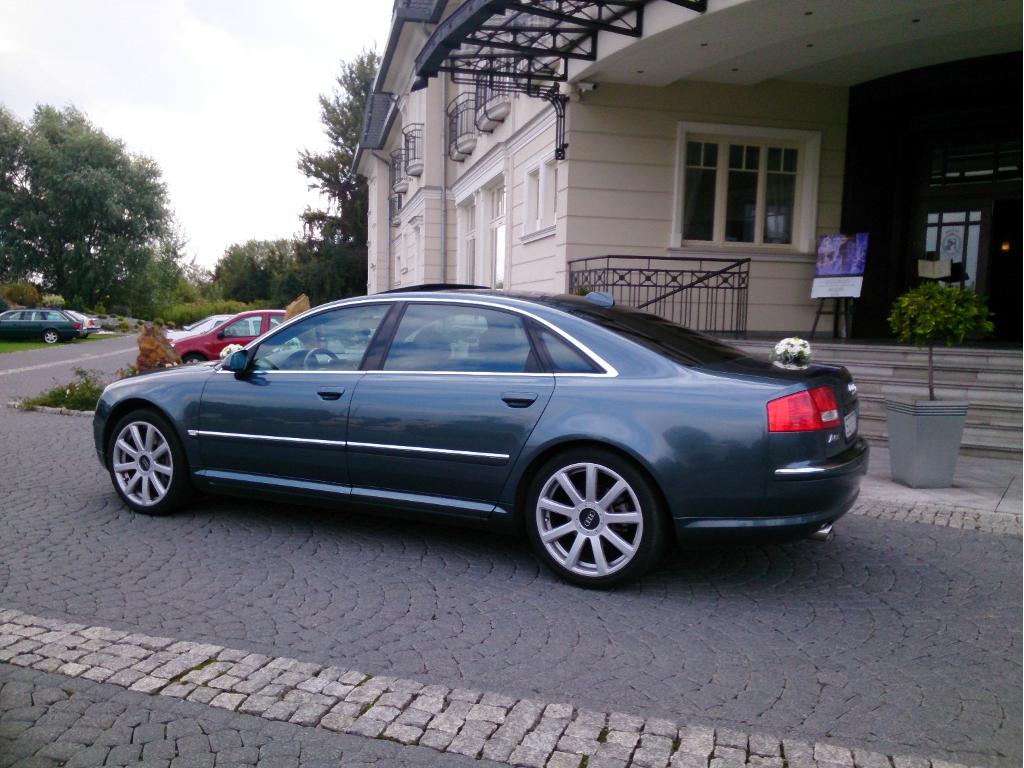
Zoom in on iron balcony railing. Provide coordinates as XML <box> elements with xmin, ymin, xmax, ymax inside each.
<box><xmin>402</xmin><ymin>123</ymin><xmax>424</xmax><ymax>177</ymax></box>
<box><xmin>567</xmin><ymin>255</ymin><xmax>750</xmax><ymax>337</ymax></box>
<box><xmin>447</xmin><ymin>91</ymin><xmax>477</xmax><ymax>161</ymax></box>
<box><xmin>389</xmin><ymin>148</ymin><xmax>409</xmax><ymax>194</ymax></box>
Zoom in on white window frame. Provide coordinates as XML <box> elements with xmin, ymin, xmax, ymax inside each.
<box><xmin>672</xmin><ymin>122</ymin><xmax>821</xmax><ymax>254</ymax></box>
<box><xmin>521</xmin><ymin>155</ymin><xmax>558</xmax><ymax>241</ymax></box>
<box><xmin>488</xmin><ymin>182</ymin><xmax>507</xmax><ymax>289</ymax></box>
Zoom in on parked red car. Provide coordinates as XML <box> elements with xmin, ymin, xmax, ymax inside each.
<box><xmin>171</xmin><ymin>309</ymin><xmax>285</xmax><ymax>364</ymax></box>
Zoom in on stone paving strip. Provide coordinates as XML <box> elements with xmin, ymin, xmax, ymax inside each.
<box><xmin>849</xmin><ymin>499</ymin><xmax>1021</xmax><ymax>536</ymax></box>
<box><xmin>0</xmin><ymin>608</ymin><xmax>978</xmax><ymax>768</ymax></box>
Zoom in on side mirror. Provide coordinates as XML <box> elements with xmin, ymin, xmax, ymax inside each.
<box><xmin>222</xmin><ymin>349</ymin><xmax>250</xmax><ymax>374</ymax></box>
<box><xmin>216</xmin><ymin>330</ymin><xmax>226</xmax><ymax>340</ymax></box>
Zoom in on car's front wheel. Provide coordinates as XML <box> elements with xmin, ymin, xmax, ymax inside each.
<box><xmin>107</xmin><ymin>409</ymin><xmax>192</xmax><ymax>515</ymax></box>
<box><xmin>525</xmin><ymin>448</ymin><xmax>666</xmax><ymax>588</ymax></box>
<box><xmin>181</xmin><ymin>352</ymin><xmax>206</xmax><ymax>365</ymax></box>
<box><xmin>42</xmin><ymin>329</ymin><xmax>60</xmax><ymax>344</ymax></box>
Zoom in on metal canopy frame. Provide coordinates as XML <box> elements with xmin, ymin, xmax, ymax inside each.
<box><xmin>414</xmin><ymin>0</ymin><xmax>707</xmax><ymax>159</ymax></box>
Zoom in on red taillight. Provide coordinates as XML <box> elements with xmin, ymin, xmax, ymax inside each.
<box><xmin>70</xmin><ymin>322</ymin><xmax>81</xmax><ymax>330</ymax></box>
<box><xmin>767</xmin><ymin>386</ymin><xmax>841</xmax><ymax>432</ymax></box>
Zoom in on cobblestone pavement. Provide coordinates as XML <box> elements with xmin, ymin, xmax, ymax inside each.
<box><xmin>0</xmin><ymin>664</ymin><xmax>494</xmax><ymax>767</ymax></box>
<box><xmin>0</xmin><ymin>609</ymin><xmax>989</xmax><ymax>768</ymax></box>
<box><xmin>0</xmin><ymin>340</ymin><xmax>1020</xmax><ymax>767</ymax></box>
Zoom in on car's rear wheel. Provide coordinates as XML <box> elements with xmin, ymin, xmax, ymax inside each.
<box><xmin>107</xmin><ymin>409</ymin><xmax>191</xmax><ymax>515</ymax></box>
<box><xmin>42</xmin><ymin>329</ymin><xmax>59</xmax><ymax>344</ymax></box>
<box><xmin>181</xmin><ymin>352</ymin><xmax>206</xmax><ymax>365</ymax></box>
<box><xmin>525</xmin><ymin>448</ymin><xmax>666</xmax><ymax>588</ymax></box>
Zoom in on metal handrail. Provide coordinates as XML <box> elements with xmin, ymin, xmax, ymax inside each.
<box><xmin>567</xmin><ymin>255</ymin><xmax>750</xmax><ymax>337</ymax></box>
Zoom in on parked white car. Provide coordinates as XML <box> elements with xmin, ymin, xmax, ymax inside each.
<box><xmin>64</xmin><ymin>310</ymin><xmax>99</xmax><ymax>338</ymax></box>
<box><xmin>165</xmin><ymin>314</ymin><xmax>232</xmax><ymax>342</ymax></box>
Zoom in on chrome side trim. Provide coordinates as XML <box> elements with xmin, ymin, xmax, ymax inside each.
<box><xmin>347</xmin><ymin>440</ymin><xmax>509</xmax><ymax>460</ymax></box>
<box><xmin>361</xmin><ymin>370</ymin><xmax>552</xmax><ymax>378</ymax></box>
<box><xmin>187</xmin><ymin>430</ymin><xmax>508</xmax><ymax>460</ymax></box>
<box><xmin>774</xmin><ymin>440</ymin><xmax>869</xmax><ymax>479</ymax></box>
<box><xmin>774</xmin><ymin>466</ymin><xmax>827</xmax><ymax>476</ymax></box>
<box><xmin>189</xmin><ymin>430</ymin><xmax>345</xmax><ymax>448</ymax></box>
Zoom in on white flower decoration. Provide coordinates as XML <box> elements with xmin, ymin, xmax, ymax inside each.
<box><xmin>770</xmin><ymin>337</ymin><xmax>811</xmax><ymax>368</ymax></box>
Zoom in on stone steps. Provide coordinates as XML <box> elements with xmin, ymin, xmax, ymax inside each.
<box><xmin>729</xmin><ymin>340</ymin><xmax>1022</xmax><ymax>458</ymax></box>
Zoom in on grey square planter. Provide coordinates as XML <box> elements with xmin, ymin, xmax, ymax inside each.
<box><xmin>886</xmin><ymin>399</ymin><xmax>969</xmax><ymax>488</ymax></box>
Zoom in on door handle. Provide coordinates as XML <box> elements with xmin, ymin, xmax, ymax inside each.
<box><xmin>501</xmin><ymin>391</ymin><xmax>538</xmax><ymax>408</ymax></box>
<box><xmin>317</xmin><ymin>389</ymin><xmax>345</xmax><ymax>401</ymax></box>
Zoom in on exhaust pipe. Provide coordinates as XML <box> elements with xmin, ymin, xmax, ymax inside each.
<box><xmin>809</xmin><ymin>523</ymin><xmax>834</xmax><ymax>543</ymax></box>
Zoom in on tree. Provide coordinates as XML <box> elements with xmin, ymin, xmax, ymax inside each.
<box><xmin>214</xmin><ymin>239</ymin><xmax>296</xmax><ymax>305</ymax></box>
<box><xmin>296</xmin><ymin>50</ymin><xmax>379</xmax><ymax>303</ymax></box>
<box><xmin>0</xmin><ymin>105</ymin><xmax>172</xmax><ymax>310</ymax></box>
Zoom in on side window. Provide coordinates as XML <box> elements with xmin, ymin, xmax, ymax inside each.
<box><xmin>534</xmin><ymin>326</ymin><xmax>600</xmax><ymax>373</ymax></box>
<box><xmin>384</xmin><ymin>304</ymin><xmax>534</xmax><ymax>373</ymax></box>
<box><xmin>253</xmin><ymin>304</ymin><xmax>388</xmax><ymax>371</ymax></box>
<box><xmin>222</xmin><ymin>316</ymin><xmax>262</xmax><ymax>338</ymax></box>
<box><xmin>268</xmin><ymin>315</ymin><xmax>283</xmax><ymax>329</ymax></box>
<box><xmin>45</xmin><ymin>311</ymin><xmax>64</xmax><ymax>321</ymax></box>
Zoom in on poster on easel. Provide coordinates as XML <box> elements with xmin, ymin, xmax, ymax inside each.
<box><xmin>810</xmin><ymin>233</ymin><xmax>868</xmax><ymax>298</ymax></box>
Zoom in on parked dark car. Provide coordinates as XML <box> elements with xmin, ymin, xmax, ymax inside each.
<box><xmin>93</xmin><ymin>290</ymin><xmax>868</xmax><ymax>587</ymax></box>
<box><xmin>170</xmin><ymin>309</ymin><xmax>285</xmax><ymax>363</ymax></box>
<box><xmin>0</xmin><ymin>308</ymin><xmax>80</xmax><ymax>343</ymax></box>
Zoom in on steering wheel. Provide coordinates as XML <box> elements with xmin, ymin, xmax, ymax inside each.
<box><xmin>302</xmin><ymin>347</ymin><xmax>342</xmax><ymax>370</ymax></box>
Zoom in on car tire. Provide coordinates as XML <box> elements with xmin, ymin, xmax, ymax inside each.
<box><xmin>107</xmin><ymin>409</ymin><xmax>192</xmax><ymax>515</ymax></box>
<box><xmin>42</xmin><ymin>329</ymin><xmax>59</xmax><ymax>344</ymax></box>
<box><xmin>181</xmin><ymin>353</ymin><xmax>206</xmax><ymax>365</ymax></box>
<box><xmin>524</xmin><ymin>447</ymin><xmax>666</xmax><ymax>588</ymax></box>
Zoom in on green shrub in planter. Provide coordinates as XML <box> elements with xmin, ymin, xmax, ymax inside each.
<box><xmin>887</xmin><ymin>283</ymin><xmax>994</xmax><ymax>400</ymax></box>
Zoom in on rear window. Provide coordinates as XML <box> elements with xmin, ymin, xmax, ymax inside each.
<box><xmin>562</xmin><ymin>303</ymin><xmax>748</xmax><ymax>367</ymax></box>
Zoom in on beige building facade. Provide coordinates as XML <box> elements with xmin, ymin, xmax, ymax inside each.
<box><xmin>356</xmin><ymin>0</ymin><xmax>1021</xmax><ymax>339</ymax></box>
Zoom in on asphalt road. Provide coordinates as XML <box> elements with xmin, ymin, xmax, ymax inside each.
<box><xmin>0</xmin><ymin>337</ymin><xmax>1020</xmax><ymax>767</ymax></box>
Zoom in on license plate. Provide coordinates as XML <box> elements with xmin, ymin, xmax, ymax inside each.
<box><xmin>844</xmin><ymin>409</ymin><xmax>858</xmax><ymax>439</ymax></box>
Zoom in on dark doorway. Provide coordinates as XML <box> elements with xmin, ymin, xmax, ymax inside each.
<box><xmin>841</xmin><ymin>53</ymin><xmax>1022</xmax><ymax>341</ymax></box>
<box><xmin>988</xmin><ymin>200</ymin><xmax>1022</xmax><ymax>341</ymax></box>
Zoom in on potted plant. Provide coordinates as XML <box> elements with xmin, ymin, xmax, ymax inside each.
<box><xmin>885</xmin><ymin>282</ymin><xmax>993</xmax><ymax>488</ymax></box>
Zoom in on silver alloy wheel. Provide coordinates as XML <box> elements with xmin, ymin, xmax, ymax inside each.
<box><xmin>535</xmin><ymin>461</ymin><xmax>644</xmax><ymax>578</ymax></box>
<box><xmin>112</xmin><ymin>421</ymin><xmax>174</xmax><ymax>507</ymax></box>
<box><xmin>42</xmin><ymin>329</ymin><xmax>59</xmax><ymax>344</ymax></box>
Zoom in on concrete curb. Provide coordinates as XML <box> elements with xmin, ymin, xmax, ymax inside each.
<box><xmin>6</xmin><ymin>400</ymin><xmax>95</xmax><ymax>417</ymax></box>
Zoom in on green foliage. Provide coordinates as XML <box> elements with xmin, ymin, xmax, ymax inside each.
<box><xmin>21</xmin><ymin>368</ymin><xmax>105</xmax><ymax>411</ymax></box>
<box><xmin>214</xmin><ymin>239</ymin><xmax>295</xmax><ymax>304</ymax></box>
<box><xmin>160</xmin><ymin>299</ymin><xmax>265</xmax><ymax>328</ymax></box>
<box><xmin>0</xmin><ymin>296</ymin><xmax>7</xmax><ymax>312</ymax></box>
<box><xmin>1</xmin><ymin>281</ymin><xmax>41</xmax><ymax>306</ymax></box>
<box><xmin>888</xmin><ymin>283</ymin><xmax>994</xmax><ymax>348</ymax></box>
<box><xmin>294</xmin><ymin>49</ymin><xmax>379</xmax><ymax>302</ymax></box>
<box><xmin>0</xmin><ymin>105</ymin><xmax>175</xmax><ymax>310</ymax></box>
<box><xmin>41</xmin><ymin>293</ymin><xmax>65</xmax><ymax>308</ymax></box>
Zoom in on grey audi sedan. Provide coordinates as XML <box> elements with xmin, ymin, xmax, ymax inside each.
<box><xmin>94</xmin><ymin>289</ymin><xmax>867</xmax><ymax>587</ymax></box>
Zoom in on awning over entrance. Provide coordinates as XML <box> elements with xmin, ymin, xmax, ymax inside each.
<box><xmin>412</xmin><ymin>0</ymin><xmax>707</xmax><ymax>158</ymax></box>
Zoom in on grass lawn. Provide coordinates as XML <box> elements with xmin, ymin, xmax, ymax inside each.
<box><xmin>0</xmin><ymin>334</ymin><xmax>120</xmax><ymax>355</ymax></box>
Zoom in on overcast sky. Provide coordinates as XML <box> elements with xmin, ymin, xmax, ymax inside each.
<box><xmin>0</xmin><ymin>0</ymin><xmax>393</xmax><ymax>267</ymax></box>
